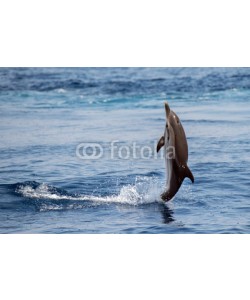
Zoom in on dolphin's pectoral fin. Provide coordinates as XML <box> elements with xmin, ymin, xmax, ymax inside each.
<box><xmin>182</xmin><ymin>165</ymin><xmax>194</xmax><ymax>183</ymax></box>
<box><xmin>156</xmin><ymin>136</ymin><xmax>165</xmax><ymax>153</ymax></box>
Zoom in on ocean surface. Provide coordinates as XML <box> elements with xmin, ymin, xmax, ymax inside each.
<box><xmin>0</xmin><ymin>67</ymin><xmax>250</xmax><ymax>233</ymax></box>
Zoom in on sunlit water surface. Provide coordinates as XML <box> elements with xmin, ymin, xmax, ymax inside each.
<box><xmin>0</xmin><ymin>68</ymin><xmax>249</xmax><ymax>233</ymax></box>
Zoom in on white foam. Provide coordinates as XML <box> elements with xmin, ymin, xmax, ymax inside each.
<box><xmin>56</xmin><ymin>88</ymin><xmax>66</xmax><ymax>93</ymax></box>
<box><xmin>16</xmin><ymin>177</ymin><xmax>163</xmax><ymax>206</ymax></box>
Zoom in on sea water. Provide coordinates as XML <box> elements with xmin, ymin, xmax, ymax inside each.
<box><xmin>0</xmin><ymin>68</ymin><xmax>250</xmax><ymax>233</ymax></box>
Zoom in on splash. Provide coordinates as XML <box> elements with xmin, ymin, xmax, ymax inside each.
<box><xmin>15</xmin><ymin>176</ymin><xmax>163</xmax><ymax>207</ymax></box>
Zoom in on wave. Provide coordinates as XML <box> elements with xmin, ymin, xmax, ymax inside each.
<box><xmin>14</xmin><ymin>176</ymin><xmax>163</xmax><ymax>211</ymax></box>
<box><xmin>1</xmin><ymin>68</ymin><xmax>250</xmax><ymax>94</ymax></box>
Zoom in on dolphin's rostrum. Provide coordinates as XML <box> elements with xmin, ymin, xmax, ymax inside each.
<box><xmin>157</xmin><ymin>102</ymin><xmax>194</xmax><ymax>201</ymax></box>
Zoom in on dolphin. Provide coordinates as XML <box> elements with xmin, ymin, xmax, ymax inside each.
<box><xmin>157</xmin><ymin>102</ymin><xmax>194</xmax><ymax>201</ymax></box>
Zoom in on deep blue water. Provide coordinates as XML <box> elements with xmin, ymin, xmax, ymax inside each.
<box><xmin>0</xmin><ymin>67</ymin><xmax>250</xmax><ymax>233</ymax></box>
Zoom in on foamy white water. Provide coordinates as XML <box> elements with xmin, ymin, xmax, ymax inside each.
<box><xmin>16</xmin><ymin>176</ymin><xmax>163</xmax><ymax>206</ymax></box>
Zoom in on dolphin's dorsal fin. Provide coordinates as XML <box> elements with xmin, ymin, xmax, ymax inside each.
<box><xmin>182</xmin><ymin>165</ymin><xmax>194</xmax><ymax>183</ymax></box>
<box><xmin>156</xmin><ymin>136</ymin><xmax>165</xmax><ymax>153</ymax></box>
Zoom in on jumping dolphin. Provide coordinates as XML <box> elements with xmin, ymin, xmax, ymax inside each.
<box><xmin>157</xmin><ymin>102</ymin><xmax>194</xmax><ymax>201</ymax></box>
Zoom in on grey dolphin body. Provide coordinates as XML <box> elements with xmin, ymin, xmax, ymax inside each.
<box><xmin>157</xmin><ymin>102</ymin><xmax>194</xmax><ymax>201</ymax></box>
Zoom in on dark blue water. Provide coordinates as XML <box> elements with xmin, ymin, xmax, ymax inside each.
<box><xmin>0</xmin><ymin>68</ymin><xmax>250</xmax><ymax>233</ymax></box>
